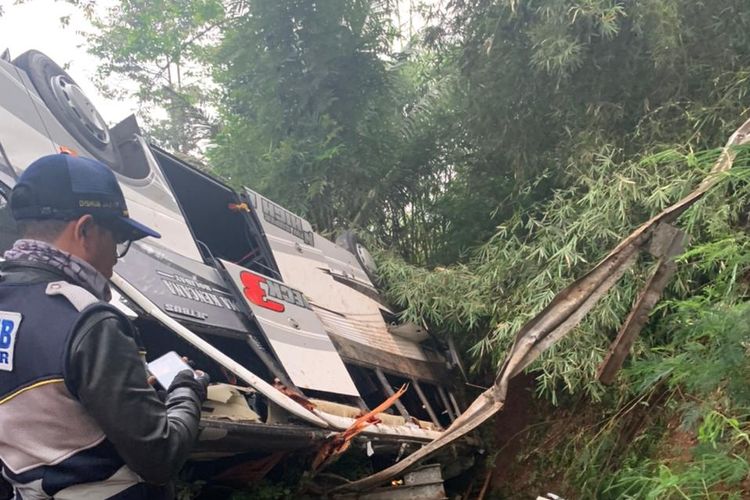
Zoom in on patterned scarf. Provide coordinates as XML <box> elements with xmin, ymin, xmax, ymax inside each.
<box><xmin>3</xmin><ymin>239</ymin><xmax>112</xmax><ymax>301</ymax></box>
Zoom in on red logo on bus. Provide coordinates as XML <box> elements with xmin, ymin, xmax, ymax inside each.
<box><xmin>240</xmin><ymin>271</ymin><xmax>285</xmax><ymax>312</ymax></box>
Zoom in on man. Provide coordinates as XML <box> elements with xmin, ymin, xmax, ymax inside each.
<box><xmin>0</xmin><ymin>154</ymin><xmax>207</xmax><ymax>499</ymax></box>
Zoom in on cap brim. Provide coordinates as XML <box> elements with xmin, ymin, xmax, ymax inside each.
<box><xmin>113</xmin><ymin>216</ymin><xmax>161</xmax><ymax>241</ymax></box>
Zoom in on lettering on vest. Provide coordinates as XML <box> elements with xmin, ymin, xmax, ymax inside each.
<box><xmin>0</xmin><ymin>311</ymin><xmax>22</xmax><ymax>372</ymax></box>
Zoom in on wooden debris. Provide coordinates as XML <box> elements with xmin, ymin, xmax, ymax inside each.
<box><xmin>597</xmin><ymin>224</ymin><xmax>687</xmax><ymax>385</ymax></box>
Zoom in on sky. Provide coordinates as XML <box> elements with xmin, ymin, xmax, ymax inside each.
<box><xmin>0</xmin><ymin>0</ymin><xmax>137</xmax><ymax>123</ymax></box>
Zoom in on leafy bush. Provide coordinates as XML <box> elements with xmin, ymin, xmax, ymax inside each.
<box><xmin>378</xmin><ymin>144</ymin><xmax>750</xmax><ymax>402</ymax></box>
<box><xmin>593</xmin><ymin>302</ymin><xmax>750</xmax><ymax>498</ymax></box>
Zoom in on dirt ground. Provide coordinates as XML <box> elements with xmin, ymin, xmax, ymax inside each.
<box><xmin>488</xmin><ymin>374</ymin><xmax>575</xmax><ymax>499</ymax></box>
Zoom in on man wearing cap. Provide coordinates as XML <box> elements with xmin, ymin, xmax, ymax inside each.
<box><xmin>0</xmin><ymin>154</ymin><xmax>207</xmax><ymax>499</ymax></box>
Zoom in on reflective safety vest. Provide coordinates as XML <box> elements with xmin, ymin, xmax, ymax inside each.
<box><xmin>0</xmin><ymin>280</ymin><xmax>150</xmax><ymax>499</ymax></box>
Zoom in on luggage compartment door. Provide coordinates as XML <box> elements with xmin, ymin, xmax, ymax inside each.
<box><xmin>221</xmin><ymin>259</ymin><xmax>360</xmax><ymax>397</ymax></box>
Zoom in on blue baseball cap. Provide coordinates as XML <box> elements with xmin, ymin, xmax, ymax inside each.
<box><xmin>10</xmin><ymin>154</ymin><xmax>160</xmax><ymax>241</ymax></box>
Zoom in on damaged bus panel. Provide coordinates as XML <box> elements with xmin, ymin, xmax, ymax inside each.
<box><xmin>0</xmin><ymin>49</ymin><xmax>473</xmax><ymax>484</ymax></box>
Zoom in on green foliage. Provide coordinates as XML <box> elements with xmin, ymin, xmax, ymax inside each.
<box><xmin>77</xmin><ymin>0</ymin><xmax>750</xmax><ymax>261</ymax></box>
<box><xmin>75</xmin><ymin>1</ymin><xmax>750</xmax><ymax>495</ymax></box>
<box><xmin>75</xmin><ymin>0</ymin><xmax>227</xmax><ymax>153</ymax></box>
<box><xmin>626</xmin><ymin>301</ymin><xmax>750</xmax><ymax>404</ymax></box>
<box><xmin>494</xmin><ymin>301</ymin><xmax>750</xmax><ymax>498</ymax></box>
<box><xmin>208</xmin><ymin>0</ymin><xmax>402</xmax><ymax>231</ymax></box>
<box><xmin>78</xmin><ymin>0</ymin><xmax>750</xmax><ymax>265</ymax></box>
<box><xmin>607</xmin><ymin>454</ymin><xmax>749</xmax><ymax>499</ymax></box>
<box><xmin>379</xmin><ymin>144</ymin><xmax>750</xmax><ymax>400</ymax></box>
<box><xmin>408</xmin><ymin>0</ymin><xmax>750</xmax><ymax>262</ymax></box>
<box><xmin>603</xmin><ymin>304</ymin><xmax>750</xmax><ymax>498</ymax></box>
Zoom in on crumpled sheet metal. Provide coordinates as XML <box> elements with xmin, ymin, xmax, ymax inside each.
<box><xmin>334</xmin><ymin>117</ymin><xmax>750</xmax><ymax>493</ymax></box>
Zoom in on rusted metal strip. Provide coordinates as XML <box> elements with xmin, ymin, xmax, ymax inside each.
<box><xmin>331</xmin><ymin>118</ymin><xmax>750</xmax><ymax>494</ymax></box>
<box><xmin>509</xmin><ymin>243</ymin><xmax>641</xmax><ymax>376</ymax></box>
<box><xmin>312</xmin><ymin>385</ymin><xmax>408</xmax><ymax>472</ymax></box>
<box><xmin>597</xmin><ymin>225</ymin><xmax>687</xmax><ymax>385</ymax></box>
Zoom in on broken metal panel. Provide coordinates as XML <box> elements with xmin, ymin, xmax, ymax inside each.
<box><xmin>221</xmin><ymin>259</ymin><xmax>360</xmax><ymax>397</ymax></box>
<box><xmin>329</xmin><ymin>333</ymin><xmax>448</xmax><ymax>383</ymax></box>
<box><xmin>510</xmin><ymin>244</ymin><xmax>641</xmax><ymax>376</ymax></box>
<box><xmin>334</xmin><ymin>464</ymin><xmax>447</xmax><ymax>500</ymax></box>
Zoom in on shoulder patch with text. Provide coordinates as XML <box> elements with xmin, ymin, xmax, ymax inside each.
<box><xmin>0</xmin><ymin>311</ymin><xmax>22</xmax><ymax>372</ymax></box>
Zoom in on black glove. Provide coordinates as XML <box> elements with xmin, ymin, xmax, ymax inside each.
<box><xmin>168</xmin><ymin>369</ymin><xmax>209</xmax><ymax>402</ymax></box>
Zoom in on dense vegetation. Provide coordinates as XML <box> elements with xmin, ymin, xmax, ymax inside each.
<box><xmin>75</xmin><ymin>0</ymin><xmax>750</xmax><ymax>496</ymax></box>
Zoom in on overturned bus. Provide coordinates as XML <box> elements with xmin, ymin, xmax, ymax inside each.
<box><xmin>0</xmin><ymin>49</ymin><xmax>472</xmax><ymax>487</ymax></box>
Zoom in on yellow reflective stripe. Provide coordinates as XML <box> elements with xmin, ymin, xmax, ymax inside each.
<box><xmin>0</xmin><ymin>378</ymin><xmax>64</xmax><ymax>405</ymax></box>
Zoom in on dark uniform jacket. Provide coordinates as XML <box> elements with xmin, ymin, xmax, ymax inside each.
<box><xmin>0</xmin><ymin>260</ymin><xmax>201</xmax><ymax>499</ymax></box>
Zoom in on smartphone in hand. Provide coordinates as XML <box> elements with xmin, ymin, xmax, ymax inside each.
<box><xmin>148</xmin><ymin>351</ymin><xmax>193</xmax><ymax>389</ymax></box>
